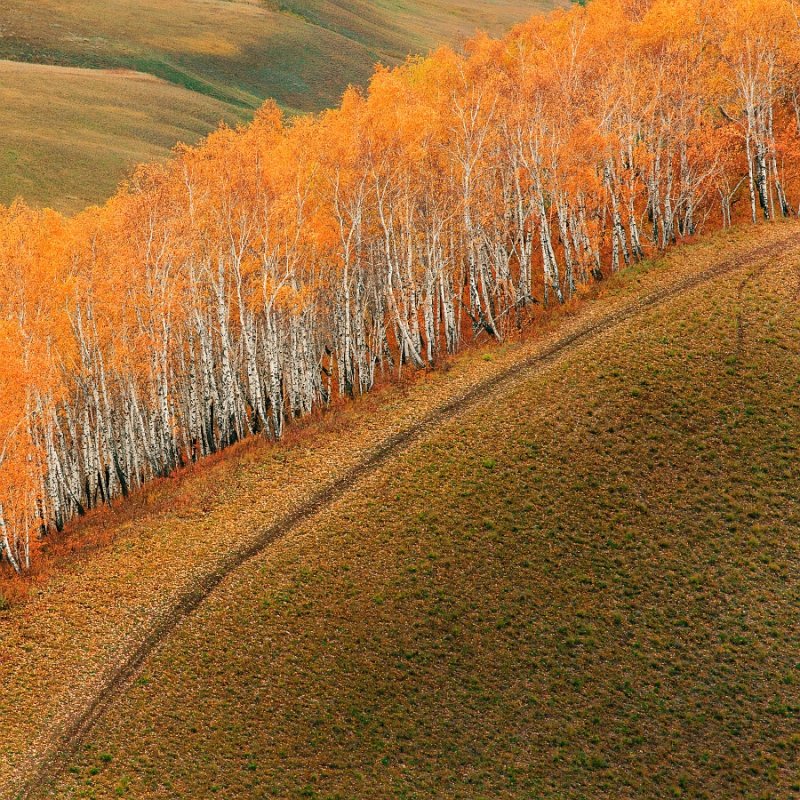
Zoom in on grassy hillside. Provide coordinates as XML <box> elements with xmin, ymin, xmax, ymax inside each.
<box><xmin>6</xmin><ymin>224</ymin><xmax>798</xmax><ymax>799</ymax></box>
<box><xmin>0</xmin><ymin>61</ymin><xmax>246</xmax><ymax>213</ymax></box>
<box><xmin>0</xmin><ymin>0</ymin><xmax>563</xmax><ymax>212</ymax></box>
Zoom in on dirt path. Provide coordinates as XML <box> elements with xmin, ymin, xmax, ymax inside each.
<box><xmin>16</xmin><ymin>228</ymin><xmax>800</xmax><ymax>799</ymax></box>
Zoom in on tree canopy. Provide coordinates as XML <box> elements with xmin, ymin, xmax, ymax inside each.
<box><xmin>2</xmin><ymin>0</ymin><xmax>799</xmax><ymax>574</ymax></box>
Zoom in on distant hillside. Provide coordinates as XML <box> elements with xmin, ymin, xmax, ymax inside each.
<box><xmin>0</xmin><ymin>0</ymin><xmax>563</xmax><ymax>212</ymax></box>
<box><xmin>0</xmin><ymin>61</ymin><xmax>246</xmax><ymax>213</ymax></box>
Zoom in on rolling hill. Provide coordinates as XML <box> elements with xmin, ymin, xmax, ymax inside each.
<box><xmin>2</xmin><ymin>223</ymin><xmax>798</xmax><ymax>799</ymax></box>
<box><xmin>0</xmin><ymin>0</ymin><xmax>564</xmax><ymax>213</ymax></box>
<box><xmin>0</xmin><ymin>61</ymin><xmax>246</xmax><ymax>214</ymax></box>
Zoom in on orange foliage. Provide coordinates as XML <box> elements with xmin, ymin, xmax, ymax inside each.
<box><xmin>1</xmin><ymin>0</ymin><xmax>799</xmax><ymax>577</ymax></box>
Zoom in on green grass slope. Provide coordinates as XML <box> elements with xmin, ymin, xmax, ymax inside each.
<box><xmin>0</xmin><ymin>61</ymin><xmax>246</xmax><ymax>214</ymax></box>
<box><xmin>32</xmin><ymin>226</ymin><xmax>800</xmax><ymax>799</ymax></box>
<box><xmin>0</xmin><ymin>0</ymin><xmax>564</xmax><ymax>212</ymax></box>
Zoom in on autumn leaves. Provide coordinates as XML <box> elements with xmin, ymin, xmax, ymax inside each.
<box><xmin>1</xmin><ymin>0</ymin><xmax>799</xmax><ymax>574</ymax></box>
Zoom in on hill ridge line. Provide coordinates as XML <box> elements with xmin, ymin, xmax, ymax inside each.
<box><xmin>22</xmin><ymin>229</ymin><xmax>800</xmax><ymax>799</ymax></box>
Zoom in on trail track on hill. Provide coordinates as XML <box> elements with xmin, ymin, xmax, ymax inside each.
<box><xmin>21</xmin><ymin>230</ymin><xmax>800</xmax><ymax>799</ymax></box>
